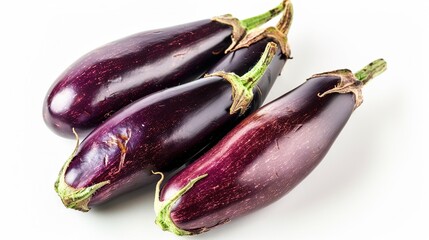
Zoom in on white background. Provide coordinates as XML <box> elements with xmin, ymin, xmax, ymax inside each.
<box><xmin>1</xmin><ymin>0</ymin><xmax>428</xmax><ymax>239</ymax></box>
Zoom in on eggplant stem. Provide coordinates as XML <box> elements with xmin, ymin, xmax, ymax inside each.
<box><xmin>152</xmin><ymin>171</ymin><xmax>165</xmax><ymax>213</ymax></box>
<box><xmin>240</xmin><ymin>0</ymin><xmax>288</xmax><ymax>31</ymax></box>
<box><xmin>54</xmin><ymin>128</ymin><xmax>110</xmax><ymax>212</ymax></box>
<box><xmin>354</xmin><ymin>59</ymin><xmax>387</xmax><ymax>85</ymax></box>
<box><xmin>214</xmin><ymin>0</ymin><xmax>288</xmax><ymax>53</ymax></box>
<box><xmin>206</xmin><ymin>42</ymin><xmax>278</xmax><ymax>115</ymax></box>
<box><xmin>154</xmin><ymin>172</ymin><xmax>208</xmax><ymax>236</ymax></box>
<box><xmin>230</xmin><ymin>1</ymin><xmax>293</xmax><ymax>55</ymax></box>
<box><xmin>242</xmin><ymin>42</ymin><xmax>278</xmax><ymax>88</ymax></box>
<box><xmin>314</xmin><ymin>59</ymin><xmax>387</xmax><ymax>110</ymax></box>
<box><xmin>276</xmin><ymin>0</ymin><xmax>293</xmax><ymax>35</ymax></box>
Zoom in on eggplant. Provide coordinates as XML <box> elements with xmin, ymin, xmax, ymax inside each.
<box><xmin>54</xmin><ymin>5</ymin><xmax>293</xmax><ymax>211</ymax></box>
<box><xmin>154</xmin><ymin>59</ymin><xmax>387</xmax><ymax>235</ymax></box>
<box><xmin>43</xmin><ymin>1</ymin><xmax>287</xmax><ymax>138</ymax></box>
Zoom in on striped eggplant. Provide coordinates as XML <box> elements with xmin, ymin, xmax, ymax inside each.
<box><xmin>43</xmin><ymin>0</ymin><xmax>287</xmax><ymax>138</ymax></box>
<box><xmin>154</xmin><ymin>59</ymin><xmax>387</xmax><ymax>235</ymax></box>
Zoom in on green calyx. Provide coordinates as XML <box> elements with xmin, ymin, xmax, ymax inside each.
<box><xmin>213</xmin><ymin>0</ymin><xmax>288</xmax><ymax>53</ymax></box>
<box><xmin>211</xmin><ymin>2</ymin><xmax>292</xmax><ymax>114</ymax></box>
<box><xmin>212</xmin><ymin>15</ymin><xmax>246</xmax><ymax>53</ymax></box>
<box><xmin>314</xmin><ymin>59</ymin><xmax>387</xmax><ymax>110</ymax></box>
<box><xmin>275</xmin><ymin>0</ymin><xmax>293</xmax><ymax>35</ymax></box>
<box><xmin>153</xmin><ymin>171</ymin><xmax>208</xmax><ymax>236</ymax></box>
<box><xmin>54</xmin><ymin>129</ymin><xmax>110</xmax><ymax>212</ymax></box>
<box><xmin>206</xmin><ymin>42</ymin><xmax>278</xmax><ymax>115</ymax></box>
<box><xmin>231</xmin><ymin>0</ymin><xmax>293</xmax><ymax>55</ymax></box>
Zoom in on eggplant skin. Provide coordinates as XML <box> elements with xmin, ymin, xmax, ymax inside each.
<box><xmin>159</xmin><ymin>75</ymin><xmax>355</xmax><ymax>233</ymax></box>
<box><xmin>43</xmin><ymin>19</ymin><xmax>232</xmax><ymax>138</ymax></box>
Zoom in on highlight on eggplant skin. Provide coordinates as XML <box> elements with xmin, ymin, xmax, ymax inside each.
<box><xmin>42</xmin><ymin>1</ymin><xmax>287</xmax><ymax>139</ymax></box>
<box><xmin>154</xmin><ymin>59</ymin><xmax>387</xmax><ymax>235</ymax></box>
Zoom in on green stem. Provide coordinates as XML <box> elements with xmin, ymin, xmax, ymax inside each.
<box><xmin>314</xmin><ymin>59</ymin><xmax>387</xmax><ymax>110</ymax></box>
<box><xmin>240</xmin><ymin>0</ymin><xmax>287</xmax><ymax>31</ymax></box>
<box><xmin>354</xmin><ymin>58</ymin><xmax>387</xmax><ymax>85</ymax></box>
<box><xmin>152</xmin><ymin>171</ymin><xmax>165</xmax><ymax>213</ymax></box>
<box><xmin>242</xmin><ymin>42</ymin><xmax>278</xmax><ymax>89</ymax></box>
<box><xmin>230</xmin><ymin>1</ymin><xmax>293</xmax><ymax>55</ymax></box>
<box><xmin>276</xmin><ymin>0</ymin><xmax>293</xmax><ymax>35</ymax></box>
<box><xmin>206</xmin><ymin>42</ymin><xmax>278</xmax><ymax>115</ymax></box>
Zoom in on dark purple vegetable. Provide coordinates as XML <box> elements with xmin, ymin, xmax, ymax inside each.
<box><xmin>43</xmin><ymin>1</ymin><xmax>287</xmax><ymax>138</ymax></box>
<box><xmin>54</xmin><ymin>6</ymin><xmax>294</xmax><ymax>211</ymax></box>
<box><xmin>154</xmin><ymin>59</ymin><xmax>387</xmax><ymax>235</ymax></box>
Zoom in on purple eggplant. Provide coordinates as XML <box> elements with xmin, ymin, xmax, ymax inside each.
<box><xmin>43</xmin><ymin>1</ymin><xmax>287</xmax><ymax>138</ymax></box>
<box><xmin>154</xmin><ymin>59</ymin><xmax>387</xmax><ymax>235</ymax></box>
<box><xmin>54</xmin><ymin>6</ymin><xmax>294</xmax><ymax>211</ymax></box>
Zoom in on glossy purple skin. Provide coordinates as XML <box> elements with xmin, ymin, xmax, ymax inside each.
<box><xmin>44</xmin><ymin>19</ymin><xmax>232</xmax><ymax>138</ymax></box>
<box><xmin>160</xmin><ymin>75</ymin><xmax>355</xmax><ymax>232</ymax></box>
<box><xmin>63</xmin><ymin>41</ymin><xmax>287</xmax><ymax>206</ymax></box>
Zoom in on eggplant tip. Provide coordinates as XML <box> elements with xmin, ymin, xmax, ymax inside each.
<box><xmin>154</xmin><ymin>174</ymin><xmax>208</xmax><ymax>235</ymax></box>
<box><xmin>54</xmin><ymin>178</ymin><xmax>110</xmax><ymax>212</ymax></box>
<box><xmin>155</xmin><ymin>205</ymin><xmax>193</xmax><ymax>236</ymax></box>
<box><xmin>54</xmin><ymin>128</ymin><xmax>110</xmax><ymax>211</ymax></box>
